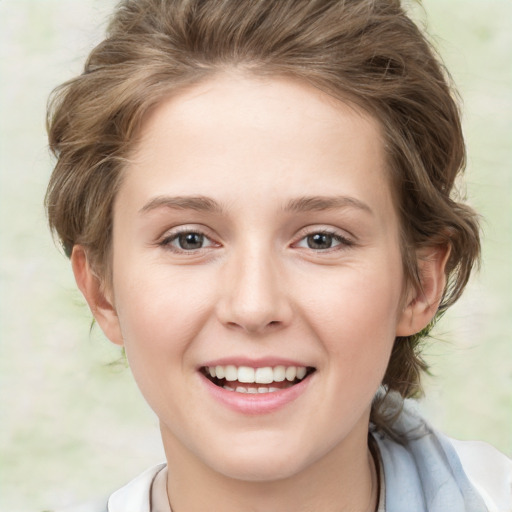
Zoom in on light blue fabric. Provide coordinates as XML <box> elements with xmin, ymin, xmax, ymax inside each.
<box><xmin>372</xmin><ymin>396</ymin><xmax>488</xmax><ymax>512</ymax></box>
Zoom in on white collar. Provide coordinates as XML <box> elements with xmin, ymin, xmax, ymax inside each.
<box><xmin>107</xmin><ymin>463</ymin><xmax>166</xmax><ymax>512</ymax></box>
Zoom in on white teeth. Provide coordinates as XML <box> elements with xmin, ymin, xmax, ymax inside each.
<box><xmin>285</xmin><ymin>366</ymin><xmax>297</xmax><ymax>381</ymax></box>
<box><xmin>224</xmin><ymin>365</ymin><xmax>237</xmax><ymax>382</ymax></box>
<box><xmin>255</xmin><ymin>367</ymin><xmax>274</xmax><ymax>384</ymax></box>
<box><xmin>297</xmin><ymin>366</ymin><xmax>307</xmax><ymax>379</ymax></box>
<box><xmin>238</xmin><ymin>366</ymin><xmax>255</xmax><ymax>383</ymax></box>
<box><xmin>222</xmin><ymin>385</ymin><xmax>287</xmax><ymax>394</ymax></box>
<box><xmin>273</xmin><ymin>365</ymin><xmax>286</xmax><ymax>382</ymax></box>
<box><xmin>206</xmin><ymin>364</ymin><xmax>309</xmax><ymax>386</ymax></box>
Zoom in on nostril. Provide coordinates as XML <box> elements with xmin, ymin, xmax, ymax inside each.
<box><xmin>226</xmin><ymin>321</ymin><xmax>243</xmax><ymax>330</ymax></box>
<box><xmin>224</xmin><ymin>319</ymin><xmax>283</xmax><ymax>333</ymax></box>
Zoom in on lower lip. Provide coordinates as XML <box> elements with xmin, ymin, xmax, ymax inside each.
<box><xmin>200</xmin><ymin>373</ymin><xmax>313</xmax><ymax>415</ymax></box>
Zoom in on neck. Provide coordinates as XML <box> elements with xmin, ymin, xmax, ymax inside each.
<box><xmin>161</xmin><ymin>421</ymin><xmax>378</xmax><ymax>512</ymax></box>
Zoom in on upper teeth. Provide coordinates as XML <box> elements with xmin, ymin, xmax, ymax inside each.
<box><xmin>207</xmin><ymin>365</ymin><xmax>308</xmax><ymax>384</ymax></box>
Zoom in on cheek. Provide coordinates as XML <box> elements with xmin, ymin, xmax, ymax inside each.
<box><xmin>110</xmin><ymin>269</ymin><xmax>211</xmax><ymax>415</ymax></box>
<box><xmin>111</xmin><ymin>263</ymin><xmax>217</xmax><ymax>367</ymax></box>
<box><xmin>300</xmin><ymin>260</ymin><xmax>403</xmax><ymax>370</ymax></box>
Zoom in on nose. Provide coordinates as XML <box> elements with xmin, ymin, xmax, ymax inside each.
<box><xmin>215</xmin><ymin>246</ymin><xmax>293</xmax><ymax>334</ymax></box>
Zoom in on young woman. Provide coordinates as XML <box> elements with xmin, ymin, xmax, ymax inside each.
<box><xmin>46</xmin><ymin>0</ymin><xmax>511</xmax><ymax>510</ymax></box>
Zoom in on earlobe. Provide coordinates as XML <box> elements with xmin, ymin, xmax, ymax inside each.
<box><xmin>71</xmin><ymin>245</ymin><xmax>124</xmax><ymax>346</ymax></box>
<box><xmin>396</xmin><ymin>244</ymin><xmax>451</xmax><ymax>337</ymax></box>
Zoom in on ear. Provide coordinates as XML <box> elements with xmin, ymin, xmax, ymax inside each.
<box><xmin>396</xmin><ymin>244</ymin><xmax>451</xmax><ymax>337</ymax></box>
<box><xmin>71</xmin><ymin>245</ymin><xmax>124</xmax><ymax>346</ymax></box>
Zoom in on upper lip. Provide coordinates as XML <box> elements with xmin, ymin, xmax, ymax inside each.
<box><xmin>198</xmin><ymin>357</ymin><xmax>314</xmax><ymax>369</ymax></box>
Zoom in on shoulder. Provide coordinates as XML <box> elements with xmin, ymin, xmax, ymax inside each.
<box><xmin>450</xmin><ymin>438</ymin><xmax>512</xmax><ymax>512</ymax></box>
<box><xmin>107</xmin><ymin>463</ymin><xmax>166</xmax><ymax>512</ymax></box>
<box><xmin>51</xmin><ymin>463</ymin><xmax>166</xmax><ymax>512</ymax></box>
<box><xmin>372</xmin><ymin>396</ymin><xmax>511</xmax><ymax>511</ymax></box>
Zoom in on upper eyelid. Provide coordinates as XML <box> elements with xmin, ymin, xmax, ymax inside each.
<box><xmin>292</xmin><ymin>225</ymin><xmax>354</xmax><ymax>242</ymax></box>
<box><xmin>159</xmin><ymin>224</ymin><xmax>215</xmax><ymax>240</ymax></box>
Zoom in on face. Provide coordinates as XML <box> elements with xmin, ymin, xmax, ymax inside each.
<box><xmin>107</xmin><ymin>73</ymin><xmax>409</xmax><ymax>481</ymax></box>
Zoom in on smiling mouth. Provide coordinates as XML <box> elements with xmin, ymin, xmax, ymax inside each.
<box><xmin>201</xmin><ymin>365</ymin><xmax>316</xmax><ymax>394</ymax></box>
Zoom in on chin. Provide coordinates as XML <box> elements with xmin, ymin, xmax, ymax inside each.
<box><xmin>214</xmin><ymin>457</ymin><xmax>306</xmax><ymax>483</ymax></box>
<box><xmin>201</xmin><ymin>438</ymin><xmax>322</xmax><ymax>483</ymax></box>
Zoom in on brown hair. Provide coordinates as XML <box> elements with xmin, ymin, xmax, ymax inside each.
<box><xmin>46</xmin><ymin>0</ymin><xmax>480</xmax><ymax>430</ymax></box>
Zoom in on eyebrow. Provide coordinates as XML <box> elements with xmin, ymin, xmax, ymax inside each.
<box><xmin>283</xmin><ymin>196</ymin><xmax>373</xmax><ymax>215</ymax></box>
<box><xmin>139</xmin><ymin>195</ymin><xmax>225</xmax><ymax>215</ymax></box>
<box><xmin>139</xmin><ymin>194</ymin><xmax>372</xmax><ymax>216</ymax></box>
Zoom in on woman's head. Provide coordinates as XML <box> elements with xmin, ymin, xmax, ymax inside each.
<box><xmin>46</xmin><ymin>0</ymin><xmax>480</xmax><ymax>423</ymax></box>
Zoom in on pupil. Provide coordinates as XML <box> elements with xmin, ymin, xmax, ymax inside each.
<box><xmin>308</xmin><ymin>233</ymin><xmax>332</xmax><ymax>249</ymax></box>
<box><xmin>179</xmin><ymin>232</ymin><xmax>203</xmax><ymax>250</ymax></box>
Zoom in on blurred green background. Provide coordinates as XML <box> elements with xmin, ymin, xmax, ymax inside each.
<box><xmin>0</xmin><ymin>1</ymin><xmax>510</xmax><ymax>510</ymax></box>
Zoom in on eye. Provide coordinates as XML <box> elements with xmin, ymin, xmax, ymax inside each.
<box><xmin>295</xmin><ymin>231</ymin><xmax>352</xmax><ymax>250</ymax></box>
<box><xmin>160</xmin><ymin>230</ymin><xmax>217</xmax><ymax>251</ymax></box>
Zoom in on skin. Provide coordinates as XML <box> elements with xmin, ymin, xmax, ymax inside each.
<box><xmin>73</xmin><ymin>73</ymin><xmax>448</xmax><ymax>512</ymax></box>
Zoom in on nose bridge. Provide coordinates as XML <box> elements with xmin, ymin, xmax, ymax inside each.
<box><xmin>217</xmin><ymin>238</ymin><xmax>291</xmax><ymax>333</ymax></box>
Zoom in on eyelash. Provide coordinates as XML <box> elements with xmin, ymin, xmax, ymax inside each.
<box><xmin>158</xmin><ymin>227</ymin><xmax>218</xmax><ymax>253</ymax></box>
<box><xmin>158</xmin><ymin>227</ymin><xmax>354</xmax><ymax>253</ymax></box>
<box><xmin>292</xmin><ymin>229</ymin><xmax>354</xmax><ymax>252</ymax></box>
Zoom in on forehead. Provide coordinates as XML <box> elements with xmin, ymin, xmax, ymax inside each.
<box><xmin>121</xmin><ymin>73</ymin><xmax>394</xmax><ymax>218</ymax></box>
